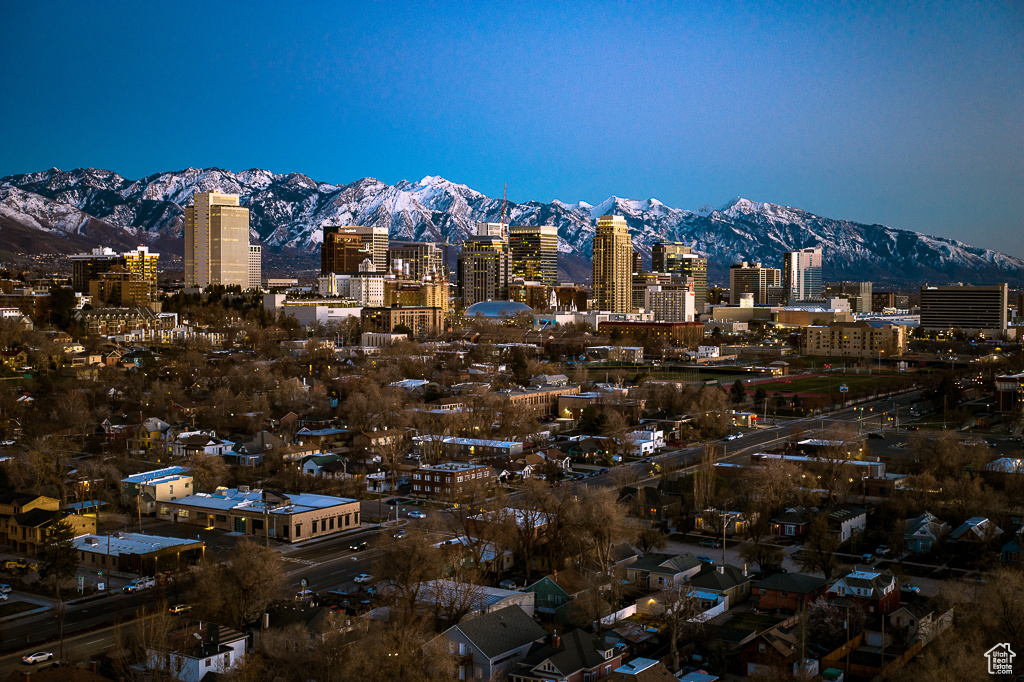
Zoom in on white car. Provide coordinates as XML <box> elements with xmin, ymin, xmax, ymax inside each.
<box><xmin>22</xmin><ymin>651</ymin><xmax>53</xmax><ymax>664</ymax></box>
<box><xmin>0</xmin><ymin>440</ymin><xmax>15</xmax><ymax>446</ymax></box>
<box><xmin>0</xmin><ymin>583</ymin><xmax>11</xmax><ymax>593</ymax></box>
<box><xmin>353</xmin><ymin>574</ymin><xmax>374</xmax><ymax>584</ymax></box>
<box><xmin>407</xmin><ymin>510</ymin><xmax>427</xmax><ymax>519</ymax></box>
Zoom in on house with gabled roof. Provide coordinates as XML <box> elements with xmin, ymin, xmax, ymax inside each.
<box><xmin>508</xmin><ymin>629</ymin><xmax>625</xmax><ymax>682</ymax></box>
<box><xmin>770</xmin><ymin>507</ymin><xmax>811</xmax><ymax>538</ymax></box>
<box><xmin>688</xmin><ymin>563</ymin><xmax>753</xmax><ymax>606</ymax></box>
<box><xmin>524</xmin><ymin>568</ymin><xmax>592</xmax><ymax>616</ymax></box>
<box><xmin>827</xmin><ymin>569</ymin><xmax>899</xmax><ymax>615</ymax></box>
<box><xmin>625</xmin><ymin>553</ymin><xmax>703</xmax><ymax>589</ymax></box>
<box><xmin>440</xmin><ymin>605</ymin><xmax>546</xmax><ymax>682</ymax></box>
<box><xmin>904</xmin><ymin>511</ymin><xmax>949</xmax><ymax>554</ymax></box>
<box><xmin>301</xmin><ymin>453</ymin><xmax>343</xmax><ymax>477</ymax></box>
<box><xmin>617</xmin><ymin>486</ymin><xmax>682</xmax><ymax>522</ymax></box>
<box><xmin>949</xmin><ymin>516</ymin><xmax>1002</xmax><ymax>544</ymax></box>
<box><xmin>737</xmin><ymin>620</ymin><xmax>801</xmax><ymax>679</ymax></box>
<box><xmin>754</xmin><ymin>572</ymin><xmax>829</xmax><ymax>613</ymax></box>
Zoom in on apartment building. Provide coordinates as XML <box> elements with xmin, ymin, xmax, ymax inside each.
<box><xmin>121</xmin><ymin>466</ymin><xmax>194</xmax><ymax>516</ymax></box>
<box><xmin>729</xmin><ymin>262</ymin><xmax>781</xmax><ymax>306</ymax></box>
<box><xmin>412</xmin><ymin>462</ymin><xmax>492</xmax><ymax>500</ymax></box>
<box><xmin>592</xmin><ymin>215</ymin><xmax>633</xmax><ymax>313</ymax></box>
<box><xmin>801</xmin><ymin>321</ymin><xmax>907</xmax><ymax>358</ymax></box>
<box><xmin>361</xmin><ymin>305</ymin><xmax>444</xmax><ymax>338</ymax></box>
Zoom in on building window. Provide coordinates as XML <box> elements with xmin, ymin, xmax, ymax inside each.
<box><xmin>312</xmin><ymin>521</ymin><xmax>318</xmax><ymax>534</ymax></box>
<box><xmin>295</xmin><ymin>524</ymin><xmax>302</xmax><ymax>537</ymax></box>
<box><xmin>759</xmin><ymin>643</ymin><xmax>766</xmax><ymax>653</ymax></box>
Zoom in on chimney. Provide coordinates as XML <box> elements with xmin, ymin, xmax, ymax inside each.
<box><xmin>551</xmin><ymin>633</ymin><xmax>561</xmax><ymax>649</ymax></box>
<box><xmin>717</xmin><ymin>565</ymin><xmax>725</xmax><ymax>575</ymax></box>
<box><xmin>743</xmin><ymin>563</ymin><xmax>748</xmax><ymax>577</ymax></box>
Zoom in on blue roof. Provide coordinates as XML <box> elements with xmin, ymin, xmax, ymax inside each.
<box><xmin>464</xmin><ymin>300</ymin><xmax>532</xmax><ymax>318</ymax></box>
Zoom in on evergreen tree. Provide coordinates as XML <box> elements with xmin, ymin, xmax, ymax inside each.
<box><xmin>40</xmin><ymin>517</ymin><xmax>79</xmax><ymax>598</ymax></box>
<box><xmin>729</xmin><ymin>379</ymin><xmax>746</xmax><ymax>404</ymax></box>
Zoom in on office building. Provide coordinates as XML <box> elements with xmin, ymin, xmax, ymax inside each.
<box><xmin>384</xmin><ymin>279</ymin><xmax>450</xmax><ymax>313</ymax></box>
<box><xmin>71</xmin><ymin>246</ymin><xmax>159</xmax><ymax>297</ymax></box>
<box><xmin>322</xmin><ymin>224</ymin><xmax>389</xmax><ymax>272</ymax></box>
<box><xmin>249</xmin><ymin>245</ymin><xmax>262</xmax><ymax>291</ymax></box>
<box><xmin>632</xmin><ymin>271</ymin><xmax>672</xmax><ymax>311</ymax></box>
<box><xmin>872</xmin><ymin>291</ymin><xmax>910</xmax><ymax>312</ymax></box>
<box><xmin>458</xmin><ymin>236</ymin><xmax>510</xmax><ymax>306</ymax></box>
<box><xmin>509</xmin><ymin>225</ymin><xmax>558</xmax><ymax>286</ymax></box>
<box><xmin>475</xmin><ymin>222</ymin><xmax>507</xmax><ymax>240</ymax></box>
<box><xmin>184</xmin><ymin>192</ymin><xmax>252</xmax><ymax>289</ymax></box>
<box><xmin>801</xmin><ymin>321</ymin><xmax>907</xmax><ymax>359</ymax></box>
<box><xmin>633</xmin><ymin>250</ymin><xmax>643</xmax><ymax>274</ymax></box>
<box><xmin>89</xmin><ymin>269</ymin><xmax>152</xmax><ymax>307</ymax></box>
<box><xmin>597</xmin><ymin>320</ymin><xmax>705</xmax><ymax>346</ymax></box>
<box><xmin>322</xmin><ymin>231</ymin><xmax>373</xmax><ymax>275</ymax></box>
<box><xmin>361</xmin><ymin>306</ymin><xmax>444</xmax><ymax>339</ymax></box>
<box><xmin>388</xmin><ymin>241</ymin><xmax>444</xmax><ymax>280</ymax></box>
<box><xmin>592</xmin><ymin>215</ymin><xmax>632</xmax><ymax>313</ymax></box>
<box><xmin>652</xmin><ymin>242</ymin><xmax>708</xmax><ymax>312</ymax></box>
<box><xmin>644</xmin><ymin>284</ymin><xmax>696</xmax><ymax>322</ymax></box>
<box><xmin>825</xmin><ymin>281</ymin><xmax>872</xmax><ymax>313</ymax></box>
<box><xmin>920</xmin><ymin>284</ymin><xmax>1008</xmax><ymax>334</ymax></box>
<box><xmin>783</xmin><ymin>247</ymin><xmax>823</xmax><ymax>303</ymax></box>
<box><xmin>729</xmin><ymin>262</ymin><xmax>781</xmax><ymax>305</ymax></box>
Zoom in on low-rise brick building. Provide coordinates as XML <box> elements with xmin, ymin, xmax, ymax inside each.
<box><xmin>412</xmin><ymin>462</ymin><xmax>492</xmax><ymax>500</ymax></box>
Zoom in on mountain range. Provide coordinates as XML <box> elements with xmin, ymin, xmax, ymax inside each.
<box><xmin>1</xmin><ymin>166</ymin><xmax>1022</xmax><ymax>286</ymax></box>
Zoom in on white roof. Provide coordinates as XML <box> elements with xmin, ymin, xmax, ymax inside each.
<box><xmin>73</xmin><ymin>532</ymin><xmax>199</xmax><ymax>556</ymax></box>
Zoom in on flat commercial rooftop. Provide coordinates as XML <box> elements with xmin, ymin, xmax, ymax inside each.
<box><xmin>73</xmin><ymin>532</ymin><xmax>201</xmax><ymax>557</ymax></box>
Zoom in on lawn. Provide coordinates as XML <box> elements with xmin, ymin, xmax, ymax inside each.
<box><xmin>0</xmin><ymin>600</ymin><xmax>39</xmax><ymax>618</ymax></box>
<box><xmin>754</xmin><ymin>375</ymin><xmax>914</xmax><ymax>396</ymax></box>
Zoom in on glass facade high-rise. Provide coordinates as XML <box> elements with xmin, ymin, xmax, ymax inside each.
<box><xmin>387</xmin><ymin>241</ymin><xmax>444</xmax><ymax>280</ymax></box>
<box><xmin>321</xmin><ymin>225</ymin><xmax>389</xmax><ymax>272</ymax></box>
<box><xmin>185</xmin><ymin>192</ymin><xmax>252</xmax><ymax>290</ymax></box>
<box><xmin>509</xmin><ymin>225</ymin><xmax>558</xmax><ymax>286</ymax></box>
<box><xmin>458</xmin><ymin>236</ymin><xmax>510</xmax><ymax>306</ymax></box>
<box><xmin>592</xmin><ymin>215</ymin><xmax>632</xmax><ymax>313</ymax></box>
<box><xmin>783</xmin><ymin>247</ymin><xmax>823</xmax><ymax>303</ymax></box>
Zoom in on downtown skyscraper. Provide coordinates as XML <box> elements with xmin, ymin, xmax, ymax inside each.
<box><xmin>184</xmin><ymin>191</ymin><xmax>254</xmax><ymax>290</ymax></box>
<box><xmin>592</xmin><ymin>215</ymin><xmax>632</xmax><ymax>313</ymax></box>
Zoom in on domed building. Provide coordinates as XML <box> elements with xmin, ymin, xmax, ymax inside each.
<box><xmin>464</xmin><ymin>300</ymin><xmax>533</xmax><ymax>319</ymax></box>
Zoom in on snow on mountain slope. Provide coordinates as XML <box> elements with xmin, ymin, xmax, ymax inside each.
<box><xmin>0</xmin><ymin>167</ymin><xmax>1022</xmax><ymax>285</ymax></box>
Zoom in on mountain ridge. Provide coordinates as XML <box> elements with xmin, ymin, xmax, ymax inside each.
<box><xmin>1</xmin><ymin>166</ymin><xmax>1022</xmax><ymax>286</ymax></box>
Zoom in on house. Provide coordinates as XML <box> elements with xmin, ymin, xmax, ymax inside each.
<box><xmin>1001</xmin><ymin>533</ymin><xmax>1023</xmax><ymax>564</ymax></box>
<box><xmin>417</xmin><ymin>580</ymin><xmax>537</xmax><ymax>619</ymax></box>
<box><xmin>636</xmin><ymin>586</ymin><xmax>726</xmax><ymax>618</ymax></box>
<box><xmin>753</xmin><ymin>572</ymin><xmax>828</xmax><ymax>613</ymax></box>
<box><xmin>606</xmin><ymin>658</ymin><xmax>679</xmax><ymax>682</ymax></box>
<box><xmin>535</xmin><ymin>448</ymin><xmax>572</xmax><ymax>471</ymax></box>
<box><xmin>524</xmin><ymin>569</ymin><xmax>591</xmax><ymax>616</ymax></box>
<box><xmin>694</xmin><ymin>509</ymin><xmax>752</xmax><ymax>537</ymax></box>
<box><xmin>888</xmin><ymin>597</ymin><xmax>936</xmax><ymax>644</ymax></box>
<box><xmin>145</xmin><ymin>622</ymin><xmax>247</xmax><ymax>682</ymax></box>
<box><xmin>737</xmin><ymin>621</ymin><xmax>801</xmax><ymax>679</ymax></box>
<box><xmin>259</xmin><ymin>602</ymin><xmax>350</xmax><ymax>644</ymax></box>
<box><xmin>688</xmin><ymin>563</ymin><xmax>752</xmax><ymax>606</ymax></box>
<box><xmin>130</xmin><ymin>417</ymin><xmax>172</xmax><ymax>456</ymax></box>
<box><xmin>617</xmin><ymin>487</ymin><xmax>681</xmax><ymax>523</ymax></box>
<box><xmin>827</xmin><ymin>570</ymin><xmax>900</xmax><ymax>615</ymax></box>
<box><xmin>229</xmin><ymin>431</ymin><xmax>289</xmax><ymax>466</ymax></box>
<box><xmin>904</xmin><ymin>511</ymin><xmax>949</xmax><ymax>554</ymax></box>
<box><xmin>171</xmin><ymin>432</ymin><xmax>228</xmax><ymax>459</ymax></box>
<box><xmin>6</xmin><ymin>508</ymin><xmax>95</xmax><ymax>554</ymax></box>
<box><xmin>508</xmin><ymin>629</ymin><xmax>625</xmax><ymax>682</ymax></box>
<box><xmin>302</xmin><ymin>453</ymin><xmax>343</xmax><ymax>477</ymax></box>
<box><xmin>121</xmin><ymin>466</ymin><xmax>193</xmax><ymax>515</ymax></box>
<box><xmin>769</xmin><ymin>507</ymin><xmax>811</xmax><ymax>538</ymax></box>
<box><xmin>949</xmin><ymin>516</ymin><xmax>1002</xmax><ymax>544</ymax></box>
<box><xmin>530</xmin><ymin>374</ymin><xmax>570</xmax><ymax>388</ymax></box>
<box><xmin>0</xmin><ymin>493</ymin><xmax>62</xmax><ymax>546</ymax></box>
<box><xmin>625</xmin><ymin>553</ymin><xmax>703</xmax><ymax>589</ymax></box>
<box><xmin>441</xmin><ymin>605</ymin><xmax>546</xmax><ymax>682</ymax></box>
<box><xmin>824</xmin><ymin>504</ymin><xmax>867</xmax><ymax>543</ymax></box>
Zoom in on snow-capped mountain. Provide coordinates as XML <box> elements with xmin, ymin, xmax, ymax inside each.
<box><xmin>1</xmin><ymin>166</ymin><xmax>1022</xmax><ymax>285</ymax></box>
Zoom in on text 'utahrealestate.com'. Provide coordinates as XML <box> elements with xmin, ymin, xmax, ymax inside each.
<box><xmin>0</xmin><ymin>3</ymin><xmax>1021</xmax><ymax>681</ymax></box>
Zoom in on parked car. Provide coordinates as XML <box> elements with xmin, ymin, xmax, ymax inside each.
<box><xmin>901</xmin><ymin>584</ymin><xmax>921</xmax><ymax>594</ymax></box>
<box><xmin>393</xmin><ymin>530</ymin><xmax>407</xmax><ymax>539</ymax></box>
<box><xmin>407</xmin><ymin>510</ymin><xmax>427</xmax><ymax>519</ymax></box>
<box><xmin>0</xmin><ymin>440</ymin><xmax>15</xmax><ymax>446</ymax></box>
<box><xmin>875</xmin><ymin>546</ymin><xmax>890</xmax><ymax>556</ymax></box>
<box><xmin>349</xmin><ymin>541</ymin><xmax>368</xmax><ymax>552</ymax></box>
<box><xmin>867</xmin><ymin>432</ymin><xmax>885</xmax><ymax>439</ymax></box>
<box><xmin>168</xmin><ymin>604</ymin><xmax>192</xmax><ymax>614</ymax></box>
<box><xmin>0</xmin><ymin>583</ymin><xmax>11</xmax><ymax>593</ymax></box>
<box><xmin>861</xmin><ymin>553</ymin><xmax>874</xmax><ymax>563</ymax></box>
<box><xmin>21</xmin><ymin>652</ymin><xmax>53</xmax><ymax>664</ymax></box>
<box><xmin>353</xmin><ymin>574</ymin><xmax>374</xmax><ymax>584</ymax></box>
<box><xmin>294</xmin><ymin>589</ymin><xmax>317</xmax><ymax>602</ymax></box>
<box><xmin>499</xmin><ymin>579</ymin><xmax>518</xmax><ymax>590</ymax></box>
<box><xmin>698</xmin><ymin>540</ymin><xmax>721</xmax><ymax>548</ymax></box>
<box><xmin>0</xmin><ymin>592</ymin><xmax>8</xmax><ymax>601</ymax></box>
<box><xmin>696</xmin><ymin>555</ymin><xmax>714</xmax><ymax>564</ymax></box>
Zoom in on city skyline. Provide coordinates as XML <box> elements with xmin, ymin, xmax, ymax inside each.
<box><xmin>1</xmin><ymin>3</ymin><xmax>1021</xmax><ymax>257</ymax></box>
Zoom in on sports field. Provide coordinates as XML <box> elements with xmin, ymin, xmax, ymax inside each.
<box><xmin>752</xmin><ymin>374</ymin><xmax>915</xmax><ymax>396</ymax></box>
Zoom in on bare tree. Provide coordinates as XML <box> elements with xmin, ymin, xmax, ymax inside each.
<box><xmin>799</xmin><ymin>514</ymin><xmax>841</xmax><ymax>580</ymax></box>
<box><xmin>659</xmin><ymin>584</ymin><xmax>708</xmax><ymax>674</ymax></box>
<box><xmin>192</xmin><ymin>539</ymin><xmax>285</xmax><ymax>629</ymax></box>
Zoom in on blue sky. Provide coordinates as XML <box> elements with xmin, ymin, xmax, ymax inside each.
<box><xmin>1</xmin><ymin>1</ymin><xmax>1022</xmax><ymax>255</ymax></box>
